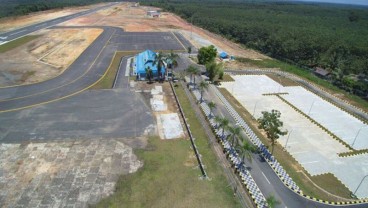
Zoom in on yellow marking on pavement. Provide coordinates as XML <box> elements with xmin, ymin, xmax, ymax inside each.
<box><xmin>0</xmin><ymin>29</ymin><xmax>116</xmax><ymax>102</ymax></box>
<box><xmin>0</xmin><ymin>51</ymin><xmax>119</xmax><ymax>113</ymax></box>
<box><xmin>0</xmin><ymin>29</ymin><xmax>105</xmax><ymax>89</ymax></box>
<box><xmin>171</xmin><ymin>31</ymin><xmax>187</xmax><ymax>51</ymax></box>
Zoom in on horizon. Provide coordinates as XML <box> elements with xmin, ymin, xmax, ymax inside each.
<box><xmin>290</xmin><ymin>0</ymin><xmax>368</xmax><ymax>6</ymax></box>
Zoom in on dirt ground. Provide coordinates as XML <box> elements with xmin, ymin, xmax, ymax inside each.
<box><xmin>0</xmin><ymin>28</ymin><xmax>102</xmax><ymax>86</ymax></box>
<box><xmin>0</xmin><ymin>3</ymin><xmax>108</xmax><ymax>33</ymax></box>
<box><xmin>61</xmin><ymin>3</ymin><xmax>268</xmax><ymax>60</ymax></box>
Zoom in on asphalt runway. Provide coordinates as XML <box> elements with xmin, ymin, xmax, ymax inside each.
<box><xmin>0</xmin><ymin>27</ymin><xmax>194</xmax><ymax>112</ymax></box>
<box><xmin>0</xmin><ymin>3</ymin><xmax>119</xmax><ymax>44</ymax></box>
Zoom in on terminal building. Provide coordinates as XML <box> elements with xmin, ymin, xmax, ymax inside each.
<box><xmin>133</xmin><ymin>50</ymin><xmax>166</xmax><ymax>81</ymax></box>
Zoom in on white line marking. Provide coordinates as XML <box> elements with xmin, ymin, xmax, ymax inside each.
<box><xmin>9</xmin><ymin>30</ymin><xmax>27</xmax><ymax>36</ymax></box>
<box><xmin>261</xmin><ymin>171</ymin><xmax>271</xmax><ymax>184</ymax></box>
<box><xmin>301</xmin><ymin>161</ymin><xmax>319</xmax><ymax>165</ymax></box>
<box><xmin>0</xmin><ymin>36</ymin><xmax>7</xmax><ymax>39</ymax></box>
<box><xmin>291</xmin><ymin>151</ymin><xmax>308</xmax><ymax>154</ymax></box>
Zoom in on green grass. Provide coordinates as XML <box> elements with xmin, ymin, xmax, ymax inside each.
<box><xmin>91</xmin><ymin>51</ymin><xmax>135</xmax><ymax>89</ymax></box>
<box><xmin>94</xmin><ymin>84</ymin><xmax>241</xmax><ymax>208</ymax></box>
<box><xmin>0</xmin><ymin>35</ymin><xmax>40</xmax><ymax>53</ymax></box>
<box><xmin>236</xmin><ymin>57</ymin><xmax>368</xmax><ymax>111</ymax></box>
<box><xmin>219</xmin><ymin>88</ymin><xmax>353</xmax><ymax>201</ymax></box>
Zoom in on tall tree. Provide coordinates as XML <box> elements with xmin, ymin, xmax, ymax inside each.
<box><xmin>236</xmin><ymin>140</ymin><xmax>256</xmax><ymax>164</ymax></box>
<box><xmin>153</xmin><ymin>52</ymin><xmax>166</xmax><ymax>81</ymax></box>
<box><xmin>219</xmin><ymin>117</ymin><xmax>229</xmax><ymax>139</ymax></box>
<box><xmin>187</xmin><ymin>46</ymin><xmax>192</xmax><ymax>57</ymax></box>
<box><xmin>197</xmin><ymin>45</ymin><xmax>217</xmax><ymax>65</ymax></box>
<box><xmin>214</xmin><ymin>115</ymin><xmax>222</xmax><ymax>129</ymax></box>
<box><xmin>198</xmin><ymin>81</ymin><xmax>209</xmax><ymax>102</ymax></box>
<box><xmin>145</xmin><ymin>66</ymin><xmax>153</xmax><ymax>83</ymax></box>
<box><xmin>208</xmin><ymin>101</ymin><xmax>216</xmax><ymax>118</ymax></box>
<box><xmin>228</xmin><ymin>125</ymin><xmax>242</xmax><ymax>146</ymax></box>
<box><xmin>205</xmin><ymin>61</ymin><xmax>223</xmax><ymax>82</ymax></box>
<box><xmin>257</xmin><ymin>109</ymin><xmax>287</xmax><ymax>154</ymax></box>
<box><xmin>186</xmin><ymin>65</ymin><xmax>200</xmax><ymax>85</ymax></box>
<box><xmin>166</xmin><ymin>50</ymin><xmax>179</xmax><ymax>73</ymax></box>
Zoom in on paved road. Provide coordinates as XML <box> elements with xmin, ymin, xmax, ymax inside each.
<box><xmin>0</xmin><ymin>3</ymin><xmax>119</xmax><ymax>44</ymax></box>
<box><xmin>197</xmin><ymin>75</ymin><xmax>368</xmax><ymax>208</ymax></box>
<box><xmin>0</xmin><ymin>26</ymin><xmax>121</xmax><ymax>112</ymax></box>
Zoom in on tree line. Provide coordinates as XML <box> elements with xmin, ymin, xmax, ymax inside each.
<box><xmin>142</xmin><ymin>0</ymin><xmax>368</xmax><ymax>98</ymax></box>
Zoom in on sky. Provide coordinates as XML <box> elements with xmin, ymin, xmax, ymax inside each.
<box><xmin>293</xmin><ymin>0</ymin><xmax>368</xmax><ymax>6</ymax></box>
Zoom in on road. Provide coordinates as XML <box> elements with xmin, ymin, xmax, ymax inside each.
<box><xmin>0</xmin><ymin>26</ymin><xmax>121</xmax><ymax>112</ymax></box>
<box><xmin>0</xmin><ymin>2</ymin><xmax>119</xmax><ymax>44</ymax></box>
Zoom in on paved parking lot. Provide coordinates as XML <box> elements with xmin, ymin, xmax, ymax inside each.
<box><xmin>109</xmin><ymin>32</ymin><xmax>187</xmax><ymax>51</ymax></box>
<box><xmin>221</xmin><ymin>74</ymin><xmax>368</xmax><ymax>198</ymax></box>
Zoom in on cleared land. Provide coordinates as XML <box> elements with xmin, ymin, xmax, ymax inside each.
<box><xmin>60</xmin><ymin>3</ymin><xmax>266</xmax><ymax>60</ymax></box>
<box><xmin>0</xmin><ymin>28</ymin><xmax>102</xmax><ymax>86</ymax></box>
<box><xmin>220</xmin><ymin>74</ymin><xmax>368</xmax><ymax>199</ymax></box>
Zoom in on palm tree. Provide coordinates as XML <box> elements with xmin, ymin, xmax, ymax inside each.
<box><xmin>198</xmin><ymin>81</ymin><xmax>209</xmax><ymax>102</ymax></box>
<box><xmin>145</xmin><ymin>66</ymin><xmax>153</xmax><ymax>83</ymax></box>
<box><xmin>153</xmin><ymin>52</ymin><xmax>166</xmax><ymax>81</ymax></box>
<box><xmin>166</xmin><ymin>50</ymin><xmax>179</xmax><ymax>71</ymax></box>
<box><xmin>219</xmin><ymin>117</ymin><xmax>229</xmax><ymax>139</ymax></box>
<box><xmin>214</xmin><ymin>115</ymin><xmax>222</xmax><ymax>129</ymax></box>
<box><xmin>228</xmin><ymin>125</ymin><xmax>242</xmax><ymax>146</ymax></box>
<box><xmin>186</xmin><ymin>65</ymin><xmax>200</xmax><ymax>85</ymax></box>
<box><xmin>266</xmin><ymin>194</ymin><xmax>280</xmax><ymax>208</ymax></box>
<box><xmin>208</xmin><ymin>101</ymin><xmax>216</xmax><ymax>118</ymax></box>
<box><xmin>236</xmin><ymin>140</ymin><xmax>256</xmax><ymax>165</ymax></box>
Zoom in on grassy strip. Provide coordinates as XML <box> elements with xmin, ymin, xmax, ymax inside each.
<box><xmin>94</xmin><ymin>85</ymin><xmax>240</xmax><ymax>207</ymax></box>
<box><xmin>236</xmin><ymin>57</ymin><xmax>368</xmax><ymax>111</ymax></box>
<box><xmin>91</xmin><ymin>51</ymin><xmax>135</xmax><ymax>89</ymax></box>
<box><xmin>0</xmin><ymin>35</ymin><xmax>40</xmax><ymax>53</ymax></box>
<box><xmin>218</xmin><ymin>88</ymin><xmax>353</xmax><ymax>201</ymax></box>
<box><xmin>220</xmin><ymin>74</ymin><xmax>235</xmax><ymax>82</ymax></box>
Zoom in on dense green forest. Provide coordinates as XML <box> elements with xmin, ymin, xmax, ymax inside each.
<box><xmin>143</xmin><ymin>0</ymin><xmax>368</xmax><ymax>98</ymax></box>
<box><xmin>0</xmin><ymin>0</ymin><xmax>117</xmax><ymax>18</ymax></box>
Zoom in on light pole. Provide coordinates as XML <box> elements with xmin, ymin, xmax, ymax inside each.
<box><xmin>190</xmin><ymin>15</ymin><xmax>193</xmax><ymax>39</ymax></box>
<box><xmin>352</xmin><ymin>174</ymin><xmax>368</xmax><ymax>198</ymax></box>
<box><xmin>284</xmin><ymin>129</ymin><xmax>293</xmax><ymax>149</ymax></box>
<box><xmin>351</xmin><ymin>126</ymin><xmax>366</xmax><ymax>147</ymax></box>
<box><xmin>308</xmin><ymin>100</ymin><xmax>316</xmax><ymax>116</ymax></box>
<box><xmin>252</xmin><ymin>100</ymin><xmax>260</xmax><ymax>119</ymax></box>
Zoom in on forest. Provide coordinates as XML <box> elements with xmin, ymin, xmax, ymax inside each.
<box><xmin>0</xmin><ymin>0</ymin><xmax>116</xmax><ymax>18</ymax></box>
<box><xmin>142</xmin><ymin>0</ymin><xmax>368</xmax><ymax>98</ymax></box>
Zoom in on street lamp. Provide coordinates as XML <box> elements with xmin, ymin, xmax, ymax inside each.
<box><xmin>284</xmin><ymin>129</ymin><xmax>293</xmax><ymax>149</ymax></box>
<box><xmin>307</xmin><ymin>100</ymin><xmax>316</xmax><ymax>116</ymax></box>
<box><xmin>352</xmin><ymin>174</ymin><xmax>368</xmax><ymax>198</ymax></box>
<box><xmin>252</xmin><ymin>100</ymin><xmax>260</xmax><ymax>119</ymax></box>
<box><xmin>351</xmin><ymin>126</ymin><xmax>366</xmax><ymax>147</ymax></box>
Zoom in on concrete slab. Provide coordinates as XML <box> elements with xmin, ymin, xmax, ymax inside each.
<box><xmin>160</xmin><ymin>113</ymin><xmax>184</xmax><ymax>139</ymax></box>
<box><xmin>220</xmin><ymin>74</ymin><xmax>368</xmax><ymax>198</ymax></box>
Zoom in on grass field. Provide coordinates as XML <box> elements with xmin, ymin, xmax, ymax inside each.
<box><xmin>92</xmin><ymin>51</ymin><xmax>135</xmax><ymax>89</ymax></box>
<box><xmin>236</xmin><ymin>57</ymin><xmax>368</xmax><ymax>112</ymax></box>
<box><xmin>218</xmin><ymin>88</ymin><xmax>353</xmax><ymax>201</ymax></box>
<box><xmin>0</xmin><ymin>35</ymin><xmax>40</xmax><ymax>53</ymax></box>
<box><xmin>94</xmin><ymin>84</ymin><xmax>241</xmax><ymax>208</ymax></box>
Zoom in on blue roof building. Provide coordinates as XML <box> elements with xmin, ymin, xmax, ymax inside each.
<box><xmin>219</xmin><ymin>52</ymin><xmax>228</xmax><ymax>59</ymax></box>
<box><xmin>134</xmin><ymin>50</ymin><xmax>166</xmax><ymax>80</ymax></box>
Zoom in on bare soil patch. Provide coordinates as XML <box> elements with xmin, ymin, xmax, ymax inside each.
<box><xmin>0</xmin><ymin>28</ymin><xmax>102</xmax><ymax>86</ymax></box>
<box><xmin>61</xmin><ymin>3</ymin><xmax>268</xmax><ymax>60</ymax></box>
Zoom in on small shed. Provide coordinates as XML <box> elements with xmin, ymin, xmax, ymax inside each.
<box><xmin>314</xmin><ymin>67</ymin><xmax>331</xmax><ymax>78</ymax></box>
<box><xmin>219</xmin><ymin>52</ymin><xmax>228</xmax><ymax>59</ymax></box>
